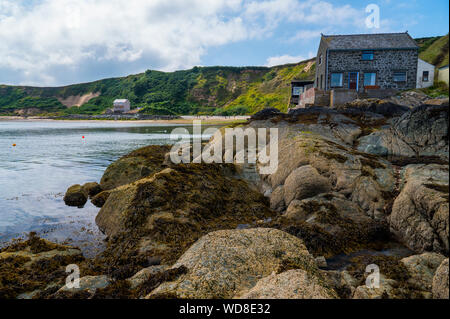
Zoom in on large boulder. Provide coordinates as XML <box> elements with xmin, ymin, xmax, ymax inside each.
<box><xmin>237</xmin><ymin>269</ymin><xmax>336</xmax><ymax>299</ymax></box>
<box><xmin>100</xmin><ymin>145</ymin><xmax>171</xmax><ymax>190</ymax></box>
<box><xmin>63</xmin><ymin>184</ymin><xmax>88</xmax><ymax>207</ymax></box>
<box><xmin>432</xmin><ymin>258</ymin><xmax>449</xmax><ymax>299</ymax></box>
<box><xmin>283</xmin><ymin>165</ymin><xmax>331</xmax><ymax>206</ymax></box>
<box><xmin>148</xmin><ymin>228</ymin><xmax>334</xmax><ymax>299</ymax></box>
<box><xmin>96</xmin><ymin>164</ymin><xmax>275</xmax><ymax>267</ymax></box>
<box><xmin>389</xmin><ymin>164</ymin><xmax>449</xmax><ymax>254</ymax></box>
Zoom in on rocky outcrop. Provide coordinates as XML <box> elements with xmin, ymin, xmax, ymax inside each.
<box><xmin>357</xmin><ymin>104</ymin><xmax>449</xmax><ymax>160</ymax></box>
<box><xmin>55</xmin><ymin>275</ymin><xmax>111</xmax><ymax>297</ymax></box>
<box><xmin>389</xmin><ymin>164</ymin><xmax>449</xmax><ymax>254</ymax></box>
<box><xmin>82</xmin><ymin>182</ymin><xmax>102</xmax><ymax>197</ymax></box>
<box><xmin>432</xmin><ymin>258</ymin><xmax>449</xmax><ymax>299</ymax></box>
<box><xmin>96</xmin><ymin>164</ymin><xmax>275</xmax><ymax>266</ymax></box>
<box><xmin>100</xmin><ymin>145</ymin><xmax>171</xmax><ymax>190</ymax></box>
<box><xmin>63</xmin><ymin>184</ymin><xmax>88</xmax><ymax>207</ymax></box>
<box><xmin>148</xmin><ymin>228</ymin><xmax>334</xmax><ymax>299</ymax></box>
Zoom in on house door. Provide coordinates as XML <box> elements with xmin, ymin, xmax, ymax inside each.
<box><xmin>349</xmin><ymin>72</ymin><xmax>359</xmax><ymax>90</ymax></box>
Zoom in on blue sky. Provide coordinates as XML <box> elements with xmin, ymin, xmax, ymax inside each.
<box><xmin>0</xmin><ymin>0</ymin><xmax>448</xmax><ymax>86</ymax></box>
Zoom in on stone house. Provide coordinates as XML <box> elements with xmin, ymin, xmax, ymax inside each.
<box><xmin>315</xmin><ymin>32</ymin><xmax>419</xmax><ymax>92</ymax></box>
<box><xmin>113</xmin><ymin>99</ymin><xmax>131</xmax><ymax>113</ymax></box>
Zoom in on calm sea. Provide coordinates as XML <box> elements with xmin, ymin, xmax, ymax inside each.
<box><xmin>0</xmin><ymin>120</ymin><xmax>213</xmax><ymax>256</ymax></box>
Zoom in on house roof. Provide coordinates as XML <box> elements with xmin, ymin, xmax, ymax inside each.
<box><xmin>322</xmin><ymin>32</ymin><xmax>418</xmax><ymax>50</ymax></box>
<box><xmin>114</xmin><ymin>99</ymin><xmax>129</xmax><ymax>103</ymax></box>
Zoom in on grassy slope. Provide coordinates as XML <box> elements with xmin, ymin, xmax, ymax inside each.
<box><xmin>0</xmin><ymin>35</ymin><xmax>447</xmax><ymax>115</ymax></box>
<box><xmin>417</xmin><ymin>34</ymin><xmax>449</xmax><ymax>68</ymax></box>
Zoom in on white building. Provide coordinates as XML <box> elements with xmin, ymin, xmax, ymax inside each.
<box><xmin>113</xmin><ymin>99</ymin><xmax>131</xmax><ymax>113</ymax></box>
<box><xmin>416</xmin><ymin>59</ymin><xmax>435</xmax><ymax>89</ymax></box>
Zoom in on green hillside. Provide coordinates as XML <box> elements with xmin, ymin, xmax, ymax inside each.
<box><xmin>0</xmin><ymin>60</ymin><xmax>315</xmax><ymax>116</ymax></box>
<box><xmin>417</xmin><ymin>34</ymin><xmax>449</xmax><ymax>68</ymax></box>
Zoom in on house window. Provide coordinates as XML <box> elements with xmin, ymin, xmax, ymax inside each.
<box><xmin>393</xmin><ymin>71</ymin><xmax>407</xmax><ymax>82</ymax></box>
<box><xmin>362</xmin><ymin>51</ymin><xmax>374</xmax><ymax>61</ymax></box>
<box><xmin>319</xmin><ymin>54</ymin><xmax>323</xmax><ymax>65</ymax></box>
<box><xmin>364</xmin><ymin>73</ymin><xmax>376</xmax><ymax>86</ymax></box>
<box><xmin>292</xmin><ymin>87</ymin><xmax>303</xmax><ymax>96</ymax></box>
<box><xmin>423</xmin><ymin>71</ymin><xmax>429</xmax><ymax>82</ymax></box>
<box><xmin>330</xmin><ymin>73</ymin><xmax>343</xmax><ymax>87</ymax></box>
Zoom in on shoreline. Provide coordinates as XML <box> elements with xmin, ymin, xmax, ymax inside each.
<box><xmin>0</xmin><ymin>115</ymin><xmax>249</xmax><ymax>125</ymax></box>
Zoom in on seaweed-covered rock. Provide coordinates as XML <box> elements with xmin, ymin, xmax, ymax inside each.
<box><xmin>250</xmin><ymin>108</ymin><xmax>283</xmax><ymax>121</ymax></box>
<box><xmin>272</xmin><ymin>193</ymin><xmax>390</xmax><ymax>257</ymax></box>
<box><xmin>0</xmin><ymin>233</ymin><xmax>84</xmax><ymax>299</ymax></box>
<box><xmin>56</xmin><ymin>275</ymin><xmax>111</xmax><ymax>296</ymax></box>
<box><xmin>389</xmin><ymin>164</ymin><xmax>449</xmax><ymax>254</ymax></box>
<box><xmin>82</xmin><ymin>182</ymin><xmax>102</xmax><ymax>197</ymax></box>
<box><xmin>63</xmin><ymin>184</ymin><xmax>88</xmax><ymax>207</ymax></box>
<box><xmin>148</xmin><ymin>228</ymin><xmax>329</xmax><ymax>299</ymax></box>
<box><xmin>96</xmin><ymin>164</ymin><xmax>275</xmax><ymax>266</ymax></box>
<box><xmin>432</xmin><ymin>258</ymin><xmax>449</xmax><ymax>299</ymax></box>
<box><xmin>100</xmin><ymin>145</ymin><xmax>171</xmax><ymax>190</ymax></box>
<box><xmin>400</xmin><ymin>252</ymin><xmax>445</xmax><ymax>295</ymax></box>
<box><xmin>90</xmin><ymin>190</ymin><xmax>111</xmax><ymax>208</ymax></box>
<box><xmin>237</xmin><ymin>269</ymin><xmax>337</xmax><ymax>299</ymax></box>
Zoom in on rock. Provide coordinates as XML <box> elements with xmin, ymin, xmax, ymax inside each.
<box><xmin>352</xmin><ymin>274</ymin><xmax>397</xmax><ymax>299</ymax></box>
<box><xmin>269</xmin><ymin>185</ymin><xmax>285</xmax><ymax>212</ymax></box>
<box><xmin>81</xmin><ymin>182</ymin><xmax>102</xmax><ymax>197</ymax></box>
<box><xmin>277</xmin><ymin>193</ymin><xmax>390</xmax><ymax>257</ymax></box>
<box><xmin>96</xmin><ymin>164</ymin><xmax>274</xmax><ymax>265</ymax></box>
<box><xmin>90</xmin><ymin>190</ymin><xmax>111</xmax><ymax>208</ymax></box>
<box><xmin>324</xmin><ymin>270</ymin><xmax>359</xmax><ymax>299</ymax></box>
<box><xmin>63</xmin><ymin>184</ymin><xmax>88</xmax><ymax>207</ymax></box>
<box><xmin>341</xmin><ymin>98</ymin><xmax>409</xmax><ymax>117</ymax></box>
<box><xmin>283</xmin><ymin>165</ymin><xmax>331</xmax><ymax>206</ymax></box>
<box><xmin>401</xmin><ymin>253</ymin><xmax>446</xmax><ymax>293</ymax></box>
<box><xmin>148</xmin><ymin>228</ymin><xmax>327</xmax><ymax>299</ymax></box>
<box><xmin>253</xmin><ymin>127</ymin><xmax>395</xmax><ymax>219</ymax></box>
<box><xmin>357</xmin><ymin>104</ymin><xmax>449</xmax><ymax>160</ymax></box>
<box><xmin>56</xmin><ymin>275</ymin><xmax>110</xmax><ymax>296</ymax></box>
<box><xmin>389</xmin><ymin>164</ymin><xmax>449</xmax><ymax>254</ymax></box>
<box><xmin>127</xmin><ymin>265</ymin><xmax>169</xmax><ymax>289</ymax></box>
<box><xmin>432</xmin><ymin>258</ymin><xmax>449</xmax><ymax>299</ymax></box>
<box><xmin>0</xmin><ymin>233</ymin><xmax>84</xmax><ymax>299</ymax></box>
<box><xmin>250</xmin><ymin>108</ymin><xmax>283</xmax><ymax>121</ymax></box>
<box><xmin>237</xmin><ymin>269</ymin><xmax>336</xmax><ymax>299</ymax></box>
<box><xmin>389</xmin><ymin>90</ymin><xmax>429</xmax><ymax>108</ymax></box>
<box><xmin>315</xmin><ymin>256</ymin><xmax>327</xmax><ymax>268</ymax></box>
<box><xmin>100</xmin><ymin>145</ymin><xmax>171</xmax><ymax>190</ymax></box>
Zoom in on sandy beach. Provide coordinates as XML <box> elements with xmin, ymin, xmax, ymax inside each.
<box><xmin>0</xmin><ymin>115</ymin><xmax>249</xmax><ymax>125</ymax></box>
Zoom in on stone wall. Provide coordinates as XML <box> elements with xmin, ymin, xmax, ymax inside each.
<box><xmin>326</xmin><ymin>49</ymin><xmax>418</xmax><ymax>91</ymax></box>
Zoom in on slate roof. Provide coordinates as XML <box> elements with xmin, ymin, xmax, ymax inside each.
<box><xmin>322</xmin><ymin>32</ymin><xmax>418</xmax><ymax>50</ymax></box>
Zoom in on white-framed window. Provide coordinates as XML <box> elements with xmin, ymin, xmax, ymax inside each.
<box><xmin>364</xmin><ymin>73</ymin><xmax>376</xmax><ymax>86</ymax></box>
<box><xmin>330</xmin><ymin>73</ymin><xmax>343</xmax><ymax>87</ymax></box>
<box><xmin>393</xmin><ymin>71</ymin><xmax>407</xmax><ymax>82</ymax></box>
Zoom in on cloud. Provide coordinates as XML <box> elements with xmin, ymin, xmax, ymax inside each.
<box><xmin>0</xmin><ymin>0</ymin><xmax>366</xmax><ymax>86</ymax></box>
<box><xmin>265</xmin><ymin>53</ymin><xmax>314</xmax><ymax>66</ymax></box>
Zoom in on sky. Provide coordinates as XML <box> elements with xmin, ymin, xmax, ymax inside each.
<box><xmin>0</xmin><ymin>0</ymin><xmax>448</xmax><ymax>87</ymax></box>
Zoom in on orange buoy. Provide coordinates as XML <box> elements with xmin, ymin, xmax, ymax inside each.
<box><xmin>12</xmin><ymin>144</ymin><xmax>16</xmax><ymax>147</ymax></box>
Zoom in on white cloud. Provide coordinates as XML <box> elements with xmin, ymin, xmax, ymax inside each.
<box><xmin>0</xmin><ymin>0</ymin><xmax>366</xmax><ymax>86</ymax></box>
<box><xmin>265</xmin><ymin>52</ymin><xmax>314</xmax><ymax>66</ymax></box>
